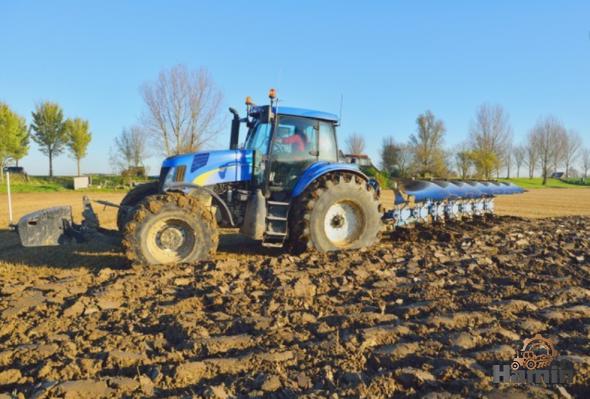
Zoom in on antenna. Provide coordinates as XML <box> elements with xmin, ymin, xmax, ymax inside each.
<box><xmin>338</xmin><ymin>94</ymin><xmax>344</xmax><ymax>126</ymax></box>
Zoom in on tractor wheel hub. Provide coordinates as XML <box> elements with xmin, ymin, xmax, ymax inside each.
<box><xmin>323</xmin><ymin>201</ymin><xmax>364</xmax><ymax>247</ymax></box>
<box><xmin>158</xmin><ymin>226</ymin><xmax>186</xmax><ymax>250</ymax></box>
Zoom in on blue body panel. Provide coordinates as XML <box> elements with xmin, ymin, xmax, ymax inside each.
<box><xmin>162</xmin><ymin>149</ymin><xmax>253</xmax><ymax>186</ymax></box>
<box><xmin>292</xmin><ymin>162</ymin><xmax>367</xmax><ymax>197</ymax></box>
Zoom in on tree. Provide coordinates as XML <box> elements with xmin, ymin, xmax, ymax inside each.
<box><xmin>111</xmin><ymin>126</ymin><xmax>150</xmax><ymax>172</ymax></box>
<box><xmin>513</xmin><ymin>145</ymin><xmax>525</xmax><ymax>178</ymax></box>
<box><xmin>470</xmin><ymin>149</ymin><xmax>497</xmax><ymax>179</ymax></box>
<box><xmin>64</xmin><ymin>118</ymin><xmax>92</xmax><ymax>176</ymax></box>
<box><xmin>581</xmin><ymin>148</ymin><xmax>590</xmax><ymax>179</ymax></box>
<box><xmin>563</xmin><ymin>130</ymin><xmax>582</xmax><ymax>178</ymax></box>
<box><xmin>140</xmin><ymin>65</ymin><xmax>224</xmax><ymax>156</ymax></box>
<box><xmin>12</xmin><ymin>131</ymin><xmax>29</xmax><ymax>167</ymax></box>
<box><xmin>524</xmin><ymin>137</ymin><xmax>538</xmax><ymax>179</ymax></box>
<box><xmin>549</xmin><ymin>128</ymin><xmax>567</xmax><ymax>175</ymax></box>
<box><xmin>455</xmin><ymin>146</ymin><xmax>473</xmax><ymax>179</ymax></box>
<box><xmin>409</xmin><ymin>110</ymin><xmax>448</xmax><ymax>177</ymax></box>
<box><xmin>530</xmin><ymin>116</ymin><xmax>567</xmax><ymax>185</ymax></box>
<box><xmin>502</xmin><ymin>143</ymin><xmax>513</xmax><ymax>178</ymax></box>
<box><xmin>345</xmin><ymin>133</ymin><xmax>365</xmax><ymax>154</ymax></box>
<box><xmin>0</xmin><ymin>103</ymin><xmax>29</xmax><ymax>182</ymax></box>
<box><xmin>397</xmin><ymin>143</ymin><xmax>414</xmax><ymax>178</ymax></box>
<box><xmin>469</xmin><ymin>104</ymin><xmax>512</xmax><ymax>179</ymax></box>
<box><xmin>31</xmin><ymin>102</ymin><xmax>67</xmax><ymax>177</ymax></box>
<box><xmin>380</xmin><ymin>136</ymin><xmax>401</xmax><ymax>176</ymax></box>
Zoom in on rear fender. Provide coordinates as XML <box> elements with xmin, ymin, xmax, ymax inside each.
<box><xmin>292</xmin><ymin>162</ymin><xmax>369</xmax><ymax>198</ymax></box>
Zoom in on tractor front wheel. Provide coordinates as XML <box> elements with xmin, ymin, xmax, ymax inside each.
<box><xmin>117</xmin><ymin>181</ymin><xmax>160</xmax><ymax>232</ymax></box>
<box><xmin>122</xmin><ymin>193</ymin><xmax>218</xmax><ymax>265</ymax></box>
<box><xmin>289</xmin><ymin>173</ymin><xmax>382</xmax><ymax>253</ymax></box>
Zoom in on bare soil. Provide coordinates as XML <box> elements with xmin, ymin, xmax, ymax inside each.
<box><xmin>0</xmin><ymin>191</ymin><xmax>589</xmax><ymax>398</ymax></box>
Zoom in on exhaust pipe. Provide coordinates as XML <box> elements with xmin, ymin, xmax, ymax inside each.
<box><xmin>229</xmin><ymin>107</ymin><xmax>240</xmax><ymax>150</ymax></box>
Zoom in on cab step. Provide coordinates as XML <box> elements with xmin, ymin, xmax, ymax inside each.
<box><xmin>262</xmin><ymin>200</ymin><xmax>290</xmax><ymax>248</ymax></box>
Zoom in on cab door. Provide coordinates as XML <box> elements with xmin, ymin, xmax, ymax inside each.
<box><xmin>244</xmin><ymin>122</ymin><xmax>272</xmax><ymax>186</ymax></box>
<box><xmin>268</xmin><ymin>115</ymin><xmax>318</xmax><ymax>191</ymax></box>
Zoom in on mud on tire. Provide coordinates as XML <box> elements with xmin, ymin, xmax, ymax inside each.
<box><xmin>122</xmin><ymin>192</ymin><xmax>218</xmax><ymax>265</ymax></box>
<box><xmin>117</xmin><ymin>181</ymin><xmax>160</xmax><ymax>232</ymax></box>
<box><xmin>288</xmin><ymin>173</ymin><xmax>382</xmax><ymax>253</ymax></box>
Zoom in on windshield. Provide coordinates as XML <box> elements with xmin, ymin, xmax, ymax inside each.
<box><xmin>244</xmin><ymin>123</ymin><xmax>271</xmax><ymax>152</ymax></box>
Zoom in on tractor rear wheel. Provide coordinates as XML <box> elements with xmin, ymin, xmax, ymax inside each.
<box><xmin>122</xmin><ymin>193</ymin><xmax>218</xmax><ymax>265</ymax></box>
<box><xmin>117</xmin><ymin>181</ymin><xmax>159</xmax><ymax>232</ymax></box>
<box><xmin>289</xmin><ymin>173</ymin><xmax>382</xmax><ymax>253</ymax></box>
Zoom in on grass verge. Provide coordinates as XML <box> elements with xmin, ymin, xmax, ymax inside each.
<box><xmin>500</xmin><ymin>177</ymin><xmax>590</xmax><ymax>189</ymax></box>
<box><xmin>0</xmin><ymin>174</ymin><xmax>153</xmax><ymax>193</ymax></box>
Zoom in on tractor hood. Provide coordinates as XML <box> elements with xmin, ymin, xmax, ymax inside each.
<box><xmin>160</xmin><ymin>149</ymin><xmax>253</xmax><ymax>188</ymax></box>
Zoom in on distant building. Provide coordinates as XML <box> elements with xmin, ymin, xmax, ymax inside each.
<box><xmin>550</xmin><ymin>172</ymin><xmax>564</xmax><ymax>179</ymax></box>
<box><xmin>344</xmin><ymin>154</ymin><xmax>373</xmax><ymax>167</ymax></box>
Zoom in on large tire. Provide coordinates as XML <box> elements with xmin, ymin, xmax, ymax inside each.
<box><xmin>117</xmin><ymin>181</ymin><xmax>159</xmax><ymax>232</ymax></box>
<box><xmin>289</xmin><ymin>173</ymin><xmax>382</xmax><ymax>253</ymax></box>
<box><xmin>122</xmin><ymin>193</ymin><xmax>218</xmax><ymax>265</ymax></box>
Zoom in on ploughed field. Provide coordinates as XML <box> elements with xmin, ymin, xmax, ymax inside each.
<box><xmin>0</xmin><ymin>190</ymin><xmax>589</xmax><ymax>397</ymax></box>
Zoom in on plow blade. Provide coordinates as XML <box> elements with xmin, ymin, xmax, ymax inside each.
<box><xmin>396</xmin><ymin>180</ymin><xmax>524</xmax><ymax>204</ymax></box>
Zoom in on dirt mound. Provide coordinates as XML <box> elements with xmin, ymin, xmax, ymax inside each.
<box><xmin>0</xmin><ymin>216</ymin><xmax>589</xmax><ymax>398</ymax></box>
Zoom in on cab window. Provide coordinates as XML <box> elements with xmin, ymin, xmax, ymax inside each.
<box><xmin>270</xmin><ymin>116</ymin><xmax>318</xmax><ymax>189</ymax></box>
<box><xmin>318</xmin><ymin>121</ymin><xmax>338</xmax><ymax>161</ymax></box>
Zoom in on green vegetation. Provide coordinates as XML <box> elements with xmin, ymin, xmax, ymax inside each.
<box><xmin>410</xmin><ymin>110</ymin><xmax>448</xmax><ymax>178</ymax></box>
<box><xmin>361</xmin><ymin>165</ymin><xmax>390</xmax><ymax>189</ymax></box>
<box><xmin>561</xmin><ymin>177</ymin><xmax>590</xmax><ymax>187</ymax></box>
<box><xmin>0</xmin><ymin>103</ymin><xmax>29</xmax><ymax>181</ymax></box>
<box><xmin>0</xmin><ymin>174</ymin><xmax>154</xmax><ymax>193</ymax></box>
<box><xmin>31</xmin><ymin>102</ymin><xmax>68</xmax><ymax>177</ymax></box>
<box><xmin>500</xmin><ymin>177</ymin><xmax>589</xmax><ymax>189</ymax></box>
<box><xmin>64</xmin><ymin>118</ymin><xmax>92</xmax><ymax>176</ymax></box>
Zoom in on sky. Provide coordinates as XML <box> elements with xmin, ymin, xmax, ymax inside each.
<box><xmin>1</xmin><ymin>1</ymin><xmax>589</xmax><ymax>176</ymax></box>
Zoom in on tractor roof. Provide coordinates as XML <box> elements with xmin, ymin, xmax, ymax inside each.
<box><xmin>250</xmin><ymin>105</ymin><xmax>339</xmax><ymax>122</ymax></box>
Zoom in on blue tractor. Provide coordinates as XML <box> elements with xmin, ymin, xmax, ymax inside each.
<box><xmin>116</xmin><ymin>89</ymin><xmax>382</xmax><ymax>264</ymax></box>
<box><xmin>13</xmin><ymin>89</ymin><xmax>524</xmax><ymax>265</ymax></box>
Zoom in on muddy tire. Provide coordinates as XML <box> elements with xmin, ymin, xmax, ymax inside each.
<box><xmin>288</xmin><ymin>173</ymin><xmax>382</xmax><ymax>253</ymax></box>
<box><xmin>117</xmin><ymin>181</ymin><xmax>160</xmax><ymax>232</ymax></box>
<box><xmin>122</xmin><ymin>193</ymin><xmax>218</xmax><ymax>265</ymax></box>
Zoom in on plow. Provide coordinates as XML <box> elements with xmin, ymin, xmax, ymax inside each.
<box><xmin>11</xmin><ymin>90</ymin><xmax>523</xmax><ymax>265</ymax></box>
<box><xmin>386</xmin><ymin>179</ymin><xmax>523</xmax><ymax>226</ymax></box>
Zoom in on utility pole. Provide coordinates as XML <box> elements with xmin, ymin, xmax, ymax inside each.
<box><xmin>6</xmin><ymin>170</ymin><xmax>13</xmax><ymax>225</ymax></box>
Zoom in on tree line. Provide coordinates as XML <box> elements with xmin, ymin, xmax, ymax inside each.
<box><xmin>4</xmin><ymin>64</ymin><xmax>588</xmax><ymax>184</ymax></box>
<box><xmin>2</xmin><ymin>65</ymin><xmax>225</xmax><ymax>179</ymax></box>
<box><xmin>347</xmin><ymin>104</ymin><xmax>589</xmax><ymax>184</ymax></box>
<box><xmin>0</xmin><ymin>101</ymin><xmax>92</xmax><ymax>179</ymax></box>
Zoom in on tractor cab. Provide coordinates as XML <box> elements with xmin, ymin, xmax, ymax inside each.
<box><xmin>220</xmin><ymin>90</ymin><xmax>373</xmax><ymax>249</ymax></box>
<box><xmin>238</xmin><ymin>97</ymin><xmax>340</xmax><ymax>197</ymax></box>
